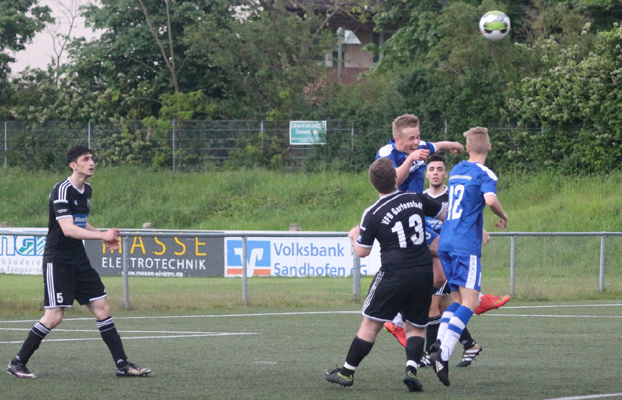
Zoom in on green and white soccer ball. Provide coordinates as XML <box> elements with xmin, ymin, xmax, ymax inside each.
<box><xmin>479</xmin><ymin>10</ymin><xmax>510</xmax><ymax>41</ymax></box>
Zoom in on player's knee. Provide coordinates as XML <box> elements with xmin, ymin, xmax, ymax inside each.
<box><xmin>89</xmin><ymin>299</ymin><xmax>111</xmax><ymax>320</ymax></box>
<box><xmin>41</xmin><ymin>310</ymin><xmax>64</xmax><ymax>328</ymax></box>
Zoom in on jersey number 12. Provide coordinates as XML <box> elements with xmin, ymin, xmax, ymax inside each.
<box><xmin>447</xmin><ymin>184</ymin><xmax>465</xmax><ymax>220</ymax></box>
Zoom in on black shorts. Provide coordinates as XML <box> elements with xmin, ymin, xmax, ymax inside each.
<box><xmin>362</xmin><ymin>267</ymin><xmax>433</xmax><ymax>328</ymax></box>
<box><xmin>42</xmin><ymin>257</ymin><xmax>107</xmax><ymax>308</ymax></box>
<box><xmin>433</xmin><ymin>280</ymin><xmax>451</xmax><ymax>296</ymax></box>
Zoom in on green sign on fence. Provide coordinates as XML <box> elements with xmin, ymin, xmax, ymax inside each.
<box><xmin>289</xmin><ymin>121</ymin><xmax>326</xmax><ymax>145</ymax></box>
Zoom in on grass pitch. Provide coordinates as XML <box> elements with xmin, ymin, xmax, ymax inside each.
<box><xmin>1</xmin><ymin>301</ymin><xmax>622</xmax><ymax>400</ymax></box>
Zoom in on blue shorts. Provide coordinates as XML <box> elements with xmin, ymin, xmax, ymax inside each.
<box><xmin>438</xmin><ymin>251</ymin><xmax>481</xmax><ymax>292</ymax></box>
<box><xmin>425</xmin><ymin>227</ymin><xmax>439</xmax><ymax>246</ymax></box>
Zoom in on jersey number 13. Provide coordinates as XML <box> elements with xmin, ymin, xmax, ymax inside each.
<box><xmin>391</xmin><ymin>214</ymin><xmax>424</xmax><ymax>247</ymax></box>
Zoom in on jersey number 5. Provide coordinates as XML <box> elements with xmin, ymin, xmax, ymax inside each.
<box><xmin>447</xmin><ymin>184</ymin><xmax>465</xmax><ymax>220</ymax></box>
<box><xmin>391</xmin><ymin>214</ymin><xmax>424</xmax><ymax>248</ymax></box>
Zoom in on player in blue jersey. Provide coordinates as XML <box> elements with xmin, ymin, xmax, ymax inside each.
<box><xmin>7</xmin><ymin>145</ymin><xmax>151</xmax><ymax>379</ymax></box>
<box><xmin>429</xmin><ymin>127</ymin><xmax>508</xmax><ymax>386</ymax></box>
<box><xmin>422</xmin><ymin>154</ymin><xmax>510</xmax><ymax>367</ymax></box>
<box><xmin>375</xmin><ymin>114</ymin><xmax>464</xmax><ymax>194</ymax></box>
<box><xmin>379</xmin><ymin>114</ymin><xmax>462</xmax><ymax>348</ymax></box>
<box><xmin>385</xmin><ymin>154</ymin><xmax>510</xmax><ymax>368</ymax></box>
<box><xmin>324</xmin><ymin>157</ymin><xmax>447</xmax><ymax>392</ymax></box>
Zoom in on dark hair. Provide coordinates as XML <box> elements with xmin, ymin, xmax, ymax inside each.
<box><xmin>369</xmin><ymin>158</ymin><xmax>397</xmax><ymax>194</ymax></box>
<box><xmin>67</xmin><ymin>145</ymin><xmax>94</xmax><ymax>165</ymax></box>
<box><xmin>426</xmin><ymin>153</ymin><xmax>446</xmax><ymax>165</ymax></box>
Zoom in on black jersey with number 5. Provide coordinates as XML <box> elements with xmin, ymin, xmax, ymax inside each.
<box><xmin>42</xmin><ymin>178</ymin><xmax>92</xmax><ymax>265</ymax></box>
<box><xmin>357</xmin><ymin>191</ymin><xmax>442</xmax><ymax>271</ymax></box>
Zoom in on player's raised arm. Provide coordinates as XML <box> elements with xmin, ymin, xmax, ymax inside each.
<box><xmin>433</xmin><ymin>141</ymin><xmax>464</xmax><ymax>155</ymax></box>
<box><xmin>348</xmin><ymin>225</ymin><xmax>371</xmax><ymax>258</ymax></box>
<box><xmin>394</xmin><ymin>150</ymin><xmax>430</xmax><ymax>185</ymax></box>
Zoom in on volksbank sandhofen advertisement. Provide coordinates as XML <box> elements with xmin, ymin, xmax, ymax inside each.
<box><xmin>225</xmin><ymin>237</ymin><xmax>380</xmax><ymax>277</ymax></box>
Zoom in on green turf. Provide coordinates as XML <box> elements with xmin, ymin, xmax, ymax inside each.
<box><xmin>3</xmin><ymin>261</ymin><xmax>622</xmax><ymax>317</ymax></box>
<box><xmin>0</xmin><ymin>275</ymin><xmax>370</xmax><ymax>316</ymax></box>
<box><xmin>1</xmin><ymin>301</ymin><xmax>621</xmax><ymax>399</ymax></box>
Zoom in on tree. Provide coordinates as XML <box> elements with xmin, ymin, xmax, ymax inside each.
<box><xmin>509</xmin><ymin>22</ymin><xmax>622</xmax><ymax>173</ymax></box>
<box><xmin>367</xmin><ymin>1</ymin><xmax>530</xmax><ymax>138</ymax></box>
<box><xmin>0</xmin><ymin>0</ymin><xmax>53</xmax><ymax>75</ymax></box>
<box><xmin>45</xmin><ymin>0</ymin><xmax>83</xmax><ymax>86</ymax></box>
<box><xmin>182</xmin><ymin>0</ymin><xmax>336</xmax><ymax>119</ymax></box>
<box><xmin>0</xmin><ymin>0</ymin><xmax>53</xmax><ymax>118</ymax></box>
<box><xmin>62</xmin><ymin>0</ymin><xmax>241</xmax><ymax>120</ymax></box>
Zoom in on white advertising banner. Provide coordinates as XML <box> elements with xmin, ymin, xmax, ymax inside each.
<box><xmin>0</xmin><ymin>229</ymin><xmax>47</xmax><ymax>275</ymax></box>
<box><xmin>224</xmin><ymin>236</ymin><xmax>382</xmax><ymax>277</ymax></box>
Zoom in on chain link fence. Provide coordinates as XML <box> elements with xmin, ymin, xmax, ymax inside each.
<box><xmin>0</xmin><ymin>120</ymin><xmax>527</xmax><ymax>172</ymax></box>
<box><xmin>0</xmin><ymin>120</ymin><xmax>372</xmax><ymax>171</ymax></box>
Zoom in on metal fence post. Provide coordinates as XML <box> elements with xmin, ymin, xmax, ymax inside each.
<box><xmin>172</xmin><ymin>120</ymin><xmax>176</xmax><ymax>171</ymax></box>
<box><xmin>87</xmin><ymin>121</ymin><xmax>91</xmax><ymax>148</ymax></box>
<box><xmin>242</xmin><ymin>236</ymin><xmax>248</xmax><ymax>306</ymax></box>
<box><xmin>260</xmin><ymin>120</ymin><xmax>264</xmax><ymax>152</ymax></box>
<box><xmin>600</xmin><ymin>234</ymin><xmax>606</xmax><ymax>292</ymax></box>
<box><xmin>122</xmin><ymin>235</ymin><xmax>130</xmax><ymax>310</ymax></box>
<box><xmin>510</xmin><ymin>234</ymin><xmax>516</xmax><ymax>296</ymax></box>
<box><xmin>352</xmin><ymin>254</ymin><xmax>361</xmax><ymax>301</ymax></box>
<box><xmin>4</xmin><ymin>121</ymin><xmax>7</xmax><ymax>168</ymax></box>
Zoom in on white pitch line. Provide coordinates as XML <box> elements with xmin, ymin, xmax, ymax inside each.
<box><xmin>0</xmin><ymin>304</ymin><xmax>621</xmax><ymax>325</ymax></box>
<box><xmin>484</xmin><ymin>314</ymin><xmax>622</xmax><ymax>319</ymax></box>
<box><xmin>0</xmin><ymin>327</ymin><xmax>234</xmax><ymax>334</ymax></box>
<box><xmin>0</xmin><ymin>332</ymin><xmax>258</xmax><ymax>345</ymax></box>
<box><xmin>542</xmin><ymin>393</ymin><xmax>622</xmax><ymax>400</ymax></box>
<box><xmin>0</xmin><ymin>310</ymin><xmax>361</xmax><ymax>324</ymax></box>
<box><xmin>502</xmin><ymin>304</ymin><xmax>622</xmax><ymax>310</ymax></box>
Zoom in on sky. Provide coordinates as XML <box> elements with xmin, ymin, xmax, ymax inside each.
<box><xmin>9</xmin><ymin>0</ymin><xmax>101</xmax><ymax>76</ymax></box>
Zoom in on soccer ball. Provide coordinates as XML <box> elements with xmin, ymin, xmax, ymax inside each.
<box><xmin>479</xmin><ymin>10</ymin><xmax>510</xmax><ymax>41</ymax></box>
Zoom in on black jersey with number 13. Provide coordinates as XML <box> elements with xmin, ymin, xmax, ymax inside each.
<box><xmin>357</xmin><ymin>191</ymin><xmax>442</xmax><ymax>271</ymax></box>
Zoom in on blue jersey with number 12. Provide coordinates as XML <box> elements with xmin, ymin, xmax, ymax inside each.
<box><xmin>438</xmin><ymin>161</ymin><xmax>498</xmax><ymax>256</ymax></box>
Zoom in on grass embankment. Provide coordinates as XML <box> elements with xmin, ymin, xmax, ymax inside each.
<box><xmin>2</xmin><ymin>167</ymin><xmax>622</xmax><ymax>231</ymax></box>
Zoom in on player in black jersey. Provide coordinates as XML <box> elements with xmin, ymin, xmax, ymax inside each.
<box><xmin>324</xmin><ymin>157</ymin><xmax>447</xmax><ymax>392</ymax></box>
<box><xmin>7</xmin><ymin>145</ymin><xmax>151</xmax><ymax>379</ymax></box>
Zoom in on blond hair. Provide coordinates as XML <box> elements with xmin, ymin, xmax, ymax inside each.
<box><xmin>463</xmin><ymin>126</ymin><xmax>490</xmax><ymax>154</ymax></box>
<box><xmin>392</xmin><ymin>114</ymin><xmax>420</xmax><ymax>138</ymax></box>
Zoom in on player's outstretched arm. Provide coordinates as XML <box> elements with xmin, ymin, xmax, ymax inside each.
<box><xmin>484</xmin><ymin>194</ymin><xmax>508</xmax><ymax>229</ymax></box>
<box><xmin>433</xmin><ymin>141</ymin><xmax>464</xmax><ymax>155</ymax></box>
<box><xmin>87</xmin><ymin>223</ymin><xmax>121</xmax><ymax>250</ymax></box>
<box><xmin>58</xmin><ymin>218</ymin><xmax>119</xmax><ymax>242</ymax></box>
